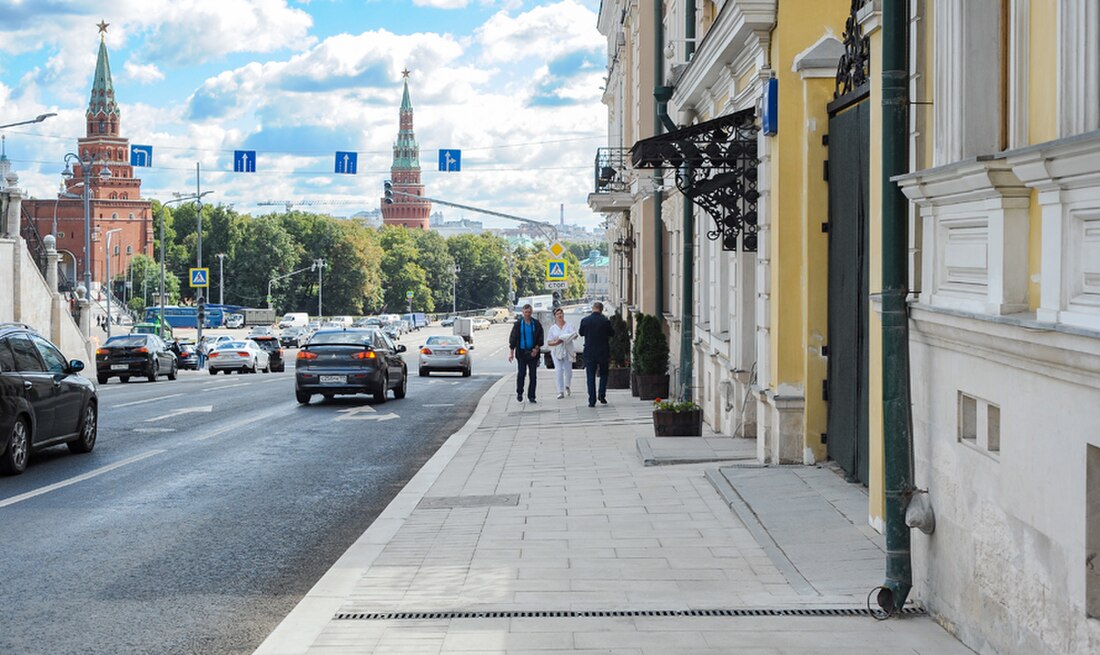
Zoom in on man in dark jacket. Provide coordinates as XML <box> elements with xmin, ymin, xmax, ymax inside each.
<box><xmin>578</xmin><ymin>301</ymin><xmax>614</xmax><ymax>407</ymax></box>
<box><xmin>508</xmin><ymin>304</ymin><xmax>544</xmax><ymax>403</ymax></box>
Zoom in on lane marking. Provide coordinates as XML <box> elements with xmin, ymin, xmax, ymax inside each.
<box><xmin>133</xmin><ymin>427</ymin><xmax>176</xmax><ymax>433</ymax></box>
<box><xmin>111</xmin><ymin>393</ymin><xmax>184</xmax><ymax>408</ymax></box>
<box><xmin>201</xmin><ymin>382</ymin><xmax>249</xmax><ymax>392</ymax></box>
<box><xmin>144</xmin><ymin>405</ymin><xmax>213</xmax><ymax>422</ymax></box>
<box><xmin>0</xmin><ymin>450</ymin><xmax>165</xmax><ymax>509</ymax></box>
<box><xmin>193</xmin><ymin>401</ymin><xmax>297</xmax><ymax>441</ymax></box>
<box><xmin>423</xmin><ymin>403</ymin><xmax>455</xmax><ymax>408</ymax></box>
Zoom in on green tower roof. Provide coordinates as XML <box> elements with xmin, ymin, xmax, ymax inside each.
<box><xmin>88</xmin><ymin>35</ymin><xmax>120</xmax><ymax>117</ymax></box>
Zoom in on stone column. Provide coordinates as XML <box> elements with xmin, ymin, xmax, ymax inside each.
<box><xmin>44</xmin><ymin>234</ymin><xmax>59</xmax><ymax>292</ymax></box>
<box><xmin>76</xmin><ymin>286</ymin><xmax>94</xmax><ymax>360</ymax></box>
<box><xmin>2</xmin><ymin>177</ymin><xmax>21</xmax><ymax>238</ymax></box>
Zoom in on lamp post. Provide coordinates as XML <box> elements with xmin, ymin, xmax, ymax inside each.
<box><xmin>63</xmin><ymin>151</ymin><xmax>112</xmax><ymax>325</ymax></box>
<box><xmin>52</xmin><ymin>181</ymin><xmax>81</xmax><ymax>237</ymax></box>
<box><xmin>215</xmin><ymin>253</ymin><xmax>227</xmax><ymax>306</ymax></box>
<box><xmin>165</xmin><ymin>188</ymin><xmax>213</xmax><ymax>357</ymax></box>
<box><xmin>312</xmin><ymin>258</ymin><xmax>326</xmax><ymax>318</ymax></box>
<box><xmin>452</xmin><ymin>263</ymin><xmax>461</xmax><ymax>314</ymax></box>
<box><xmin>0</xmin><ymin>113</ymin><xmax>57</xmax><ymax>130</ymax></box>
<box><xmin>104</xmin><ymin>228</ymin><xmax>122</xmax><ymax>339</ymax></box>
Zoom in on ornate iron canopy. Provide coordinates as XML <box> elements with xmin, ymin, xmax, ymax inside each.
<box><xmin>630</xmin><ymin>109</ymin><xmax>760</xmax><ymax>252</ymax></box>
<box><xmin>835</xmin><ymin>0</ymin><xmax>870</xmax><ymax>98</ymax></box>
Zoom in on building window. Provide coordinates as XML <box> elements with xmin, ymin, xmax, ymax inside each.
<box><xmin>99</xmin><ymin>121</ymin><xmax>105</xmax><ymax>133</ymax></box>
<box><xmin>111</xmin><ymin>213</ymin><xmax>118</xmax><ymax>219</ymax></box>
<box><xmin>1089</xmin><ymin>445</ymin><xmax>1100</xmax><ymax>618</ymax></box>
<box><xmin>120</xmin><ymin>193</ymin><xmax>128</xmax><ymax>200</ymax></box>
<box><xmin>126</xmin><ymin>245</ymin><xmax>133</xmax><ymax>255</ymax></box>
<box><xmin>113</xmin><ymin>245</ymin><xmax>120</xmax><ymax>256</ymax></box>
<box><xmin>129</xmin><ymin>213</ymin><xmax>134</xmax><ymax>220</ymax></box>
<box><xmin>57</xmin><ymin>231</ymin><xmax>65</xmax><ymax>239</ymax></box>
<box><xmin>958</xmin><ymin>391</ymin><xmax>1000</xmax><ymax>457</ymax></box>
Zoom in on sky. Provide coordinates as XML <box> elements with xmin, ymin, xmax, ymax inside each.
<box><xmin>0</xmin><ymin>0</ymin><xmax>608</xmax><ymax>229</ymax></box>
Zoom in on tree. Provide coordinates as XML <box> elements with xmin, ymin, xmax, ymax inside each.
<box><xmin>379</xmin><ymin>227</ymin><xmax>433</xmax><ymax>312</ymax></box>
<box><xmin>512</xmin><ymin>244</ymin><xmax>586</xmax><ymax>300</ymax></box>
<box><xmin>447</xmin><ymin>233</ymin><xmax>511</xmax><ymax>311</ymax></box>
<box><xmin>231</xmin><ymin>215</ymin><xmax>304</xmax><ymax>310</ymax></box>
<box><xmin>410</xmin><ymin>229</ymin><xmax>456</xmax><ymax>311</ymax></box>
<box><xmin>122</xmin><ymin>254</ymin><xmax>181</xmax><ymax>315</ymax></box>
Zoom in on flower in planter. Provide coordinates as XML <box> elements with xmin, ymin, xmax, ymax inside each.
<box><xmin>653</xmin><ymin>398</ymin><xmax>702</xmax><ymax>412</ymax></box>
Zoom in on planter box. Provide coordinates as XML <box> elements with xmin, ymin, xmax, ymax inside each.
<box><xmin>637</xmin><ymin>373</ymin><xmax>669</xmax><ymax>400</ymax></box>
<box><xmin>653</xmin><ymin>408</ymin><xmax>703</xmax><ymax>437</ymax></box>
<box><xmin>607</xmin><ymin>366</ymin><xmax>631</xmax><ymax>389</ymax></box>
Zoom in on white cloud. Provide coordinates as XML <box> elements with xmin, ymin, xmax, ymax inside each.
<box><xmin>476</xmin><ymin>0</ymin><xmax>603</xmax><ymax>63</ymax></box>
<box><xmin>124</xmin><ymin>61</ymin><xmax>165</xmax><ymax>84</ymax></box>
<box><xmin>413</xmin><ymin>0</ymin><xmax>470</xmax><ymax>8</ymax></box>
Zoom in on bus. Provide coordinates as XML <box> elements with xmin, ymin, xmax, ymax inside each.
<box><xmin>144</xmin><ymin>305</ymin><xmax>229</xmax><ymax>328</ymax></box>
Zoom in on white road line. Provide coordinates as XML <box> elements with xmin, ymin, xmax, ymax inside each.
<box><xmin>201</xmin><ymin>382</ymin><xmax>249</xmax><ymax>392</ymax></box>
<box><xmin>490</xmin><ymin>346</ymin><xmax>506</xmax><ymax>357</ymax></box>
<box><xmin>0</xmin><ymin>450</ymin><xmax>165</xmax><ymax>509</ymax></box>
<box><xmin>144</xmin><ymin>406</ymin><xmax>213</xmax><ymax>422</ymax></box>
<box><xmin>423</xmin><ymin>403</ymin><xmax>455</xmax><ymax>407</ymax></box>
<box><xmin>193</xmin><ymin>402</ymin><xmax>296</xmax><ymax>441</ymax></box>
<box><xmin>111</xmin><ymin>393</ymin><xmax>183</xmax><ymax>408</ymax></box>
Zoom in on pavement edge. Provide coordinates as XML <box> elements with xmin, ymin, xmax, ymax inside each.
<box><xmin>253</xmin><ymin>375</ymin><xmax>510</xmax><ymax>655</ymax></box>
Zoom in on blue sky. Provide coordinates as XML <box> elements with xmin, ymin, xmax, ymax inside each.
<box><xmin>0</xmin><ymin>0</ymin><xmax>607</xmax><ymax>227</ymax></box>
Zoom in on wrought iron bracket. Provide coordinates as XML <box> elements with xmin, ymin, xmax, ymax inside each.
<box><xmin>835</xmin><ymin>0</ymin><xmax>870</xmax><ymax>98</ymax></box>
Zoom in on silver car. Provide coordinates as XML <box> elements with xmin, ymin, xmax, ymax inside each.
<box><xmin>207</xmin><ymin>340</ymin><xmax>271</xmax><ymax>374</ymax></box>
<box><xmin>417</xmin><ymin>335</ymin><xmax>471</xmax><ymax>377</ymax></box>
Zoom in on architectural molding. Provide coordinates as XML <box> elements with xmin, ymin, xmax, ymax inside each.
<box><xmin>1057</xmin><ymin>0</ymin><xmax>1100</xmax><ymax>138</ymax></box>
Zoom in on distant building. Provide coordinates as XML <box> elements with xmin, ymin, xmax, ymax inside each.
<box><xmin>351</xmin><ymin>209</ymin><xmax>382</xmax><ymax>228</ymax></box>
<box><xmin>23</xmin><ymin>23</ymin><xmax>153</xmax><ymax>292</ymax></box>
<box><xmin>432</xmin><ymin>218</ymin><xmax>484</xmax><ymax>238</ymax></box>
<box><xmin>578</xmin><ymin>248</ymin><xmax>609</xmax><ymax>299</ymax></box>
<box><xmin>380</xmin><ymin>70</ymin><xmax>431</xmax><ymax>229</ymax></box>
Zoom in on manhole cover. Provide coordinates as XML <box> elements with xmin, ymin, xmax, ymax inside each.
<box><xmin>417</xmin><ymin>494</ymin><xmax>520</xmax><ymax>509</ymax></box>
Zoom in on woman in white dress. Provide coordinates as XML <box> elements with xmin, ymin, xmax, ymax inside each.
<box><xmin>546</xmin><ymin>307</ymin><xmax>577</xmax><ymax>399</ymax></box>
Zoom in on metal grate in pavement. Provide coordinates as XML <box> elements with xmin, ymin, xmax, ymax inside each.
<box><xmin>417</xmin><ymin>494</ymin><xmax>520</xmax><ymax>509</ymax></box>
<box><xmin>333</xmin><ymin>607</ymin><xmax>926</xmax><ymax>620</ymax></box>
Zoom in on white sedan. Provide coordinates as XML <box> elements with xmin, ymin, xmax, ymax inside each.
<box><xmin>472</xmin><ymin>318</ymin><xmax>491</xmax><ymax>331</ymax></box>
<box><xmin>207</xmin><ymin>340</ymin><xmax>271</xmax><ymax>374</ymax></box>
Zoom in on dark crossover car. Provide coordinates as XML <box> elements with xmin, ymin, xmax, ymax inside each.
<box><xmin>295</xmin><ymin>328</ymin><xmax>407</xmax><ymax>405</ymax></box>
<box><xmin>0</xmin><ymin>324</ymin><xmax>98</xmax><ymax>475</ymax></box>
<box><xmin>96</xmin><ymin>333</ymin><xmax>177</xmax><ymax>383</ymax></box>
<box><xmin>249</xmin><ymin>335</ymin><xmax>286</xmax><ymax>372</ymax></box>
<box><xmin>173</xmin><ymin>342</ymin><xmax>199</xmax><ymax>370</ymax></box>
<box><xmin>279</xmin><ymin>328</ymin><xmax>304</xmax><ymax>348</ymax></box>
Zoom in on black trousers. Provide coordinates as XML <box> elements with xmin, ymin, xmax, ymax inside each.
<box><xmin>585</xmin><ymin>357</ymin><xmax>609</xmax><ymax>405</ymax></box>
<box><xmin>516</xmin><ymin>352</ymin><xmax>538</xmax><ymax>400</ymax></box>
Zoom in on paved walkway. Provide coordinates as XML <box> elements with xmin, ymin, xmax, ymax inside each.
<box><xmin>256</xmin><ymin>379</ymin><xmax>972</xmax><ymax>654</ymax></box>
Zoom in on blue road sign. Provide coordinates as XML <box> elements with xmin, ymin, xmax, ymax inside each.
<box><xmin>547</xmin><ymin>260</ymin><xmax>567</xmax><ymax>280</ymax></box>
<box><xmin>335</xmin><ymin>151</ymin><xmax>358</xmax><ymax>174</ymax></box>
<box><xmin>233</xmin><ymin>150</ymin><xmax>256</xmax><ymax>173</ymax></box>
<box><xmin>130</xmin><ymin>144</ymin><xmax>153</xmax><ymax>167</ymax></box>
<box><xmin>189</xmin><ymin>268</ymin><xmax>210</xmax><ymax>288</ymax></box>
<box><xmin>438</xmin><ymin>149</ymin><xmax>461</xmax><ymax>172</ymax></box>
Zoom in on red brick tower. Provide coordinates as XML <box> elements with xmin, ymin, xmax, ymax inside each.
<box><xmin>24</xmin><ymin>21</ymin><xmax>153</xmax><ymax>292</ymax></box>
<box><xmin>380</xmin><ymin>70</ymin><xmax>431</xmax><ymax>229</ymax></box>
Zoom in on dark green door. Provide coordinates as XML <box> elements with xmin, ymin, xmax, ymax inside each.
<box><xmin>826</xmin><ymin>99</ymin><xmax>870</xmax><ymax>485</ymax></box>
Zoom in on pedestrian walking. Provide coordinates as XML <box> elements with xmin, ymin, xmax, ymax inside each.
<box><xmin>508</xmin><ymin>303</ymin><xmax>544</xmax><ymax>403</ymax></box>
<box><xmin>578</xmin><ymin>301</ymin><xmax>614</xmax><ymax>407</ymax></box>
<box><xmin>546</xmin><ymin>307</ymin><xmax>578</xmax><ymax>399</ymax></box>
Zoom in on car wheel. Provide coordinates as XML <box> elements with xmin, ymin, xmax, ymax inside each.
<box><xmin>462</xmin><ymin>366</ymin><xmax>472</xmax><ymax>378</ymax></box>
<box><xmin>263</xmin><ymin>361</ymin><xmax>271</xmax><ymax>373</ymax></box>
<box><xmin>97</xmin><ymin>374</ymin><xmax>108</xmax><ymax>384</ymax></box>
<box><xmin>374</xmin><ymin>375</ymin><xmax>388</xmax><ymax>404</ymax></box>
<box><xmin>0</xmin><ymin>417</ymin><xmax>30</xmax><ymax>475</ymax></box>
<box><xmin>209</xmin><ymin>368</ymin><xmax>218</xmax><ymax>376</ymax></box>
<box><xmin>393</xmin><ymin>371</ymin><xmax>407</xmax><ymax>399</ymax></box>
<box><xmin>167</xmin><ymin>362</ymin><xmax>178</xmax><ymax>381</ymax></box>
<box><xmin>419</xmin><ymin>368</ymin><xmax>428</xmax><ymax>377</ymax></box>
<box><xmin>148</xmin><ymin>365</ymin><xmax>158</xmax><ymax>383</ymax></box>
<box><xmin>68</xmin><ymin>402</ymin><xmax>97</xmax><ymax>454</ymax></box>
<box><xmin>296</xmin><ymin>390</ymin><xmax>311</xmax><ymax>404</ymax></box>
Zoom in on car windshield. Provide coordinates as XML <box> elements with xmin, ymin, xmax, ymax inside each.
<box><xmin>308</xmin><ymin>330</ymin><xmax>376</xmax><ymax>346</ymax></box>
<box><xmin>426</xmin><ymin>336</ymin><xmax>464</xmax><ymax>346</ymax></box>
<box><xmin>106</xmin><ymin>335</ymin><xmax>148</xmax><ymax>347</ymax></box>
<box><xmin>250</xmin><ymin>338</ymin><xmax>278</xmax><ymax>350</ymax></box>
<box><xmin>218</xmin><ymin>341</ymin><xmax>247</xmax><ymax>350</ymax></box>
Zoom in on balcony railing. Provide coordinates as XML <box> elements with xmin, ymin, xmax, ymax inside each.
<box><xmin>593</xmin><ymin>147</ymin><xmax>630</xmax><ymax>193</ymax></box>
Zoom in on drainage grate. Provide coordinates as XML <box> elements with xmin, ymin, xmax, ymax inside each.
<box><xmin>417</xmin><ymin>494</ymin><xmax>520</xmax><ymax>509</ymax></box>
<box><xmin>334</xmin><ymin>607</ymin><xmax>926</xmax><ymax>620</ymax></box>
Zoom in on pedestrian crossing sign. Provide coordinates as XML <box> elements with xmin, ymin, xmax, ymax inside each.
<box><xmin>189</xmin><ymin>268</ymin><xmax>210</xmax><ymax>288</ymax></box>
<box><xmin>546</xmin><ymin>260</ymin><xmax>567</xmax><ymax>280</ymax></box>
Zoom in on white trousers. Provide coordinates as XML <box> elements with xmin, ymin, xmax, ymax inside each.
<box><xmin>553</xmin><ymin>356</ymin><xmax>572</xmax><ymax>394</ymax></box>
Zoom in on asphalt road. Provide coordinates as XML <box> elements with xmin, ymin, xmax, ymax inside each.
<box><xmin>0</xmin><ymin>322</ymin><xmax>518</xmax><ymax>655</ymax></box>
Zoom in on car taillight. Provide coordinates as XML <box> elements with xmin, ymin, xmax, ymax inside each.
<box><xmin>354</xmin><ymin>351</ymin><xmax>377</xmax><ymax>360</ymax></box>
<box><xmin>95</xmin><ymin>348</ymin><xmax>108</xmax><ymax>355</ymax></box>
<box><xmin>208</xmin><ymin>352</ymin><xmax>219</xmax><ymax>358</ymax></box>
<box><xmin>420</xmin><ymin>347</ymin><xmax>432</xmax><ymax>355</ymax></box>
<box><xmin>180</xmin><ymin>352</ymin><xmax>191</xmax><ymax>358</ymax></box>
<box><xmin>135</xmin><ymin>347</ymin><xmax>149</xmax><ymax>353</ymax></box>
<box><xmin>456</xmin><ymin>348</ymin><xmax>467</xmax><ymax>355</ymax></box>
<box><xmin>237</xmin><ymin>351</ymin><xmax>250</xmax><ymax>357</ymax></box>
<box><xmin>297</xmin><ymin>350</ymin><xmax>317</xmax><ymax>360</ymax></box>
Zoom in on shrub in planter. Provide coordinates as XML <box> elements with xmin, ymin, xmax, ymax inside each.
<box><xmin>652</xmin><ymin>398</ymin><xmax>703</xmax><ymax>437</ymax></box>
<box><xmin>606</xmin><ymin>310</ymin><xmax>631</xmax><ymax>389</ymax></box>
<box><xmin>633</xmin><ymin>314</ymin><xmax>669</xmax><ymax>400</ymax></box>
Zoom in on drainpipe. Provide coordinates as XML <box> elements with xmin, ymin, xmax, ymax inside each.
<box><xmin>653</xmin><ymin>0</ymin><xmax>672</xmax><ymax>318</ymax></box>
<box><xmin>877</xmin><ymin>0</ymin><xmax>913</xmax><ymax>614</ymax></box>
<box><xmin>678</xmin><ymin>0</ymin><xmax>697</xmax><ymax>402</ymax></box>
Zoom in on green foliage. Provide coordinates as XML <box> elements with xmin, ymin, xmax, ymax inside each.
<box><xmin>608</xmin><ymin>309</ymin><xmax>631</xmax><ymax>368</ymax></box>
<box><xmin>123</xmin><ymin>253</ymin><xmax>181</xmax><ymax>308</ymax></box>
<box><xmin>565</xmin><ymin>241</ymin><xmax>607</xmax><ymax>260</ymax></box>
<box><xmin>448</xmin><ymin>233</ymin><xmax>510</xmax><ymax>311</ymax></box>
<box><xmin>512</xmin><ymin>244</ymin><xmax>586</xmax><ymax>300</ymax></box>
<box><xmin>632</xmin><ymin>313</ymin><xmax>669</xmax><ymax>375</ymax></box>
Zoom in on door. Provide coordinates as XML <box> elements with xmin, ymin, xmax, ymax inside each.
<box><xmin>826</xmin><ymin>99</ymin><xmax>871</xmax><ymax>485</ymax></box>
<box><xmin>30</xmin><ymin>334</ymin><xmax>83</xmax><ymax>438</ymax></box>
<box><xmin>8</xmin><ymin>335</ymin><xmax>58</xmax><ymax>442</ymax></box>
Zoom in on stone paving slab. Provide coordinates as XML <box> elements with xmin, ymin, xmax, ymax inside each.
<box><xmin>256</xmin><ymin>382</ymin><xmax>973</xmax><ymax>655</ymax></box>
<box><xmin>636</xmin><ymin>436</ymin><xmax>757</xmax><ymax>466</ymax></box>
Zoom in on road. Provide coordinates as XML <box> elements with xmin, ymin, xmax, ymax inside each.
<box><xmin>0</xmin><ymin>322</ymin><xmax>521</xmax><ymax>655</ymax></box>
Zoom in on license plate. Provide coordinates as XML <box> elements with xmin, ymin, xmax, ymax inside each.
<box><xmin>111</xmin><ymin>364</ymin><xmax>128</xmax><ymax>370</ymax></box>
<box><xmin>319</xmin><ymin>375</ymin><xmax>346</xmax><ymax>384</ymax></box>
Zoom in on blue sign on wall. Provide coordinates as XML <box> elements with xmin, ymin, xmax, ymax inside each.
<box><xmin>335</xmin><ymin>151</ymin><xmax>358</xmax><ymax>174</ymax></box>
<box><xmin>762</xmin><ymin>77</ymin><xmax>778</xmax><ymax>136</ymax></box>
<box><xmin>438</xmin><ymin>149</ymin><xmax>461</xmax><ymax>172</ymax></box>
<box><xmin>233</xmin><ymin>150</ymin><xmax>256</xmax><ymax>173</ymax></box>
<box><xmin>130</xmin><ymin>144</ymin><xmax>153</xmax><ymax>167</ymax></box>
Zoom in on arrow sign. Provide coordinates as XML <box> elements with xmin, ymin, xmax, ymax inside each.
<box><xmin>335</xmin><ymin>151</ymin><xmax>358</xmax><ymax>174</ymax></box>
<box><xmin>438</xmin><ymin>149</ymin><xmax>461</xmax><ymax>172</ymax></box>
<box><xmin>130</xmin><ymin>144</ymin><xmax>153</xmax><ymax>167</ymax></box>
<box><xmin>233</xmin><ymin>150</ymin><xmax>256</xmax><ymax>173</ymax></box>
<box><xmin>145</xmin><ymin>406</ymin><xmax>213</xmax><ymax>422</ymax></box>
<box><xmin>336</xmin><ymin>407</ymin><xmax>399</xmax><ymax>421</ymax></box>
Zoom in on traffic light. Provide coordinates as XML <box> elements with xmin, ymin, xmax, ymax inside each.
<box><xmin>383</xmin><ymin>180</ymin><xmax>394</xmax><ymax>204</ymax></box>
<box><xmin>552</xmin><ymin>291</ymin><xmax>561</xmax><ymax>308</ymax></box>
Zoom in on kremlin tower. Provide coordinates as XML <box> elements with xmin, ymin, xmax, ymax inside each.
<box><xmin>380</xmin><ymin>70</ymin><xmax>431</xmax><ymax>229</ymax></box>
<box><xmin>24</xmin><ymin>21</ymin><xmax>153</xmax><ymax>291</ymax></box>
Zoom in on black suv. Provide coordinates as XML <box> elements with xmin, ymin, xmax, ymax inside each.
<box><xmin>249</xmin><ymin>336</ymin><xmax>286</xmax><ymax>372</ymax></box>
<box><xmin>96</xmin><ymin>333</ymin><xmax>178</xmax><ymax>384</ymax></box>
<box><xmin>0</xmin><ymin>324</ymin><xmax>98</xmax><ymax>475</ymax></box>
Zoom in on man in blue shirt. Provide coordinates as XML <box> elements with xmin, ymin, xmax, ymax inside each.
<box><xmin>508</xmin><ymin>303</ymin><xmax>544</xmax><ymax>403</ymax></box>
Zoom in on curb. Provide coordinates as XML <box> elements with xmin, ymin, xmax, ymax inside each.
<box><xmin>253</xmin><ymin>375</ymin><xmax>510</xmax><ymax>655</ymax></box>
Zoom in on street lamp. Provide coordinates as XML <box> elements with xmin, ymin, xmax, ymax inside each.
<box><xmin>164</xmin><ymin>189</ymin><xmax>213</xmax><ymax>359</ymax></box>
<box><xmin>63</xmin><ymin>151</ymin><xmax>112</xmax><ymax>321</ymax></box>
<box><xmin>452</xmin><ymin>263</ymin><xmax>461</xmax><ymax>314</ymax></box>
<box><xmin>104</xmin><ymin>228</ymin><xmax>122</xmax><ymax>338</ymax></box>
<box><xmin>52</xmin><ymin>180</ymin><xmax>81</xmax><ymax>237</ymax></box>
<box><xmin>215</xmin><ymin>253</ymin><xmax>227</xmax><ymax>306</ymax></box>
<box><xmin>312</xmin><ymin>258</ymin><xmax>326</xmax><ymax>318</ymax></box>
<box><xmin>0</xmin><ymin>113</ymin><xmax>57</xmax><ymax>130</ymax></box>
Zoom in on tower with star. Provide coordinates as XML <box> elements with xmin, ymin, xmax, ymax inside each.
<box><xmin>380</xmin><ymin>69</ymin><xmax>431</xmax><ymax>229</ymax></box>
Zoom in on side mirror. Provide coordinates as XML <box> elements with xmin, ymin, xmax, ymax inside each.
<box><xmin>468</xmin><ymin>345</ymin><xmax>475</xmax><ymax>350</ymax></box>
<box><xmin>397</xmin><ymin>345</ymin><xmax>407</xmax><ymax>353</ymax></box>
<box><xmin>68</xmin><ymin>359</ymin><xmax>85</xmax><ymax>373</ymax></box>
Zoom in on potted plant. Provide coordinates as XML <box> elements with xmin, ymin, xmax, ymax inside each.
<box><xmin>633</xmin><ymin>314</ymin><xmax>669</xmax><ymax>400</ymax></box>
<box><xmin>652</xmin><ymin>398</ymin><xmax>704</xmax><ymax>437</ymax></box>
<box><xmin>607</xmin><ymin>309</ymin><xmax>631</xmax><ymax>389</ymax></box>
<box><xmin>629</xmin><ymin>313</ymin><xmax>646</xmax><ymax>396</ymax></box>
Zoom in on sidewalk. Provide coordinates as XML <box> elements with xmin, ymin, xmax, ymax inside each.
<box><xmin>256</xmin><ymin>379</ymin><xmax>971</xmax><ymax>654</ymax></box>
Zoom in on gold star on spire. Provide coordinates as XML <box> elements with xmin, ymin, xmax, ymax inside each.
<box><xmin>97</xmin><ymin>20</ymin><xmax>110</xmax><ymax>37</ymax></box>
<box><xmin>401</xmin><ymin>68</ymin><xmax>411</xmax><ymax>79</ymax></box>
